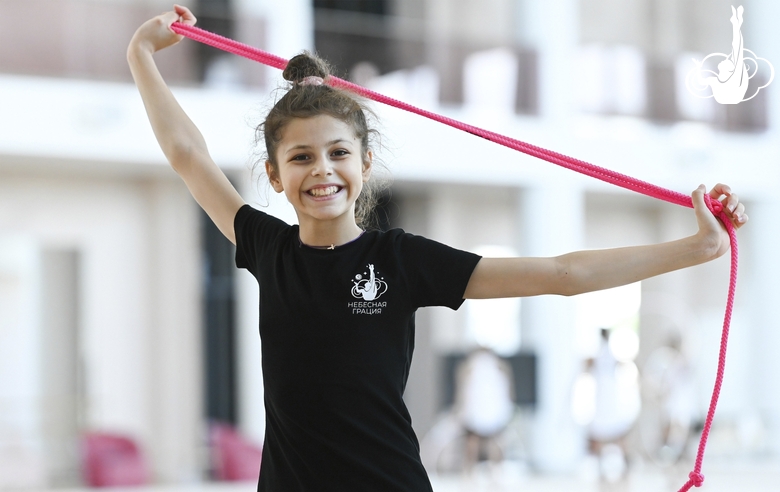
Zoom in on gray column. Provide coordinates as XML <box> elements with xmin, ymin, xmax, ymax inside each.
<box><xmin>746</xmin><ymin>197</ymin><xmax>780</xmax><ymax>454</ymax></box>
<box><xmin>0</xmin><ymin>234</ymin><xmax>45</xmax><ymax>488</ymax></box>
<box><xmin>40</xmin><ymin>249</ymin><xmax>81</xmax><ymax>486</ymax></box>
<box><xmin>517</xmin><ymin>184</ymin><xmax>586</xmax><ymax>472</ymax></box>
<box><xmin>234</xmin><ymin>0</ymin><xmax>313</xmax><ymax>58</ymax></box>
<box><xmin>516</xmin><ymin>0</ymin><xmax>579</xmax><ymax>121</ymax></box>
<box><xmin>147</xmin><ymin>179</ymin><xmax>204</xmax><ymax>482</ymax></box>
<box><xmin>745</xmin><ymin>0</ymin><xmax>780</xmax><ymax>134</ymax></box>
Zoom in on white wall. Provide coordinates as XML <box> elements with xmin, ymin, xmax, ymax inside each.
<box><xmin>0</xmin><ymin>234</ymin><xmax>44</xmax><ymax>487</ymax></box>
<box><xmin>0</xmin><ymin>168</ymin><xmax>203</xmax><ymax>484</ymax></box>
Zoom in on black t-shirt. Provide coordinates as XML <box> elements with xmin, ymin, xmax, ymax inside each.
<box><xmin>234</xmin><ymin>204</ymin><xmax>482</xmax><ymax>491</ymax></box>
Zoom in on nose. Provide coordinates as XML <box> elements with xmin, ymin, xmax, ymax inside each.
<box><xmin>311</xmin><ymin>154</ymin><xmax>334</xmax><ymax>176</ymax></box>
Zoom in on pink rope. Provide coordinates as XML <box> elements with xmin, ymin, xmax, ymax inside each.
<box><xmin>170</xmin><ymin>22</ymin><xmax>738</xmax><ymax>490</ymax></box>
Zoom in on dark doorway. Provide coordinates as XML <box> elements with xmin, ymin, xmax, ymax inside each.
<box><xmin>202</xmin><ymin>210</ymin><xmax>238</xmax><ymax>424</ymax></box>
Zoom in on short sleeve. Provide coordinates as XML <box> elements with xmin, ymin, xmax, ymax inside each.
<box><xmin>396</xmin><ymin>233</ymin><xmax>482</xmax><ymax>310</ymax></box>
<box><xmin>234</xmin><ymin>204</ymin><xmax>290</xmax><ymax>275</ymax></box>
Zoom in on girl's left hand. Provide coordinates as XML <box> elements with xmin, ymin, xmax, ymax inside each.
<box><xmin>692</xmin><ymin>183</ymin><xmax>748</xmax><ymax>259</ymax></box>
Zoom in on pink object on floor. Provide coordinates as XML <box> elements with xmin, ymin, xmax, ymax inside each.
<box><xmin>210</xmin><ymin>422</ymin><xmax>262</xmax><ymax>481</ymax></box>
<box><xmin>82</xmin><ymin>432</ymin><xmax>149</xmax><ymax>487</ymax></box>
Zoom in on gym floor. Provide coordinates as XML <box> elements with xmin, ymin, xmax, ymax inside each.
<box><xmin>429</xmin><ymin>458</ymin><xmax>780</xmax><ymax>492</ymax></box>
<box><xmin>36</xmin><ymin>458</ymin><xmax>780</xmax><ymax>492</ymax></box>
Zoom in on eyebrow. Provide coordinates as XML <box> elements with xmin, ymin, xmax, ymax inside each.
<box><xmin>285</xmin><ymin>139</ymin><xmax>351</xmax><ymax>154</ymax></box>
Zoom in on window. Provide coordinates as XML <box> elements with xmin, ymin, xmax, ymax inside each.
<box><xmin>195</xmin><ymin>0</ymin><xmax>235</xmax><ymax>82</ymax></box>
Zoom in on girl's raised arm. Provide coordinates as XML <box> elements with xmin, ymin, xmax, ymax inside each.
<box><xmin>127</xmin><ymin>5</ymin><xmax>245</xmax><ymax>244</ymax></box>
<box><xmin>464</xmin><ymin>184</ymin><xmax>747</xmax><ymax>299</ymax></box>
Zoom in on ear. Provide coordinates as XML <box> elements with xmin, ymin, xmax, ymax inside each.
<box><xmin>265</xmin><ymin>161</ymin><xmax>284</xmax><ymax>193</ymax></box>
<box><xmin>362</xmin><ymin>150</ymin><xmax>373</xmax><ymax>183</ymax></box>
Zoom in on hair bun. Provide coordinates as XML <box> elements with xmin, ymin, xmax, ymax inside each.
<box><xmin>283</xmin><ymin>52</ymin><xmax>330</xmax><ymax>84</ymax></box>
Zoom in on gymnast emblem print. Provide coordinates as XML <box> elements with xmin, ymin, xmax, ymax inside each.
<box><xmin>351</xmin><ymin>264</ymin><xmax>387</xmax><ymax>301</ymax></box>
<box><xmin>348</xmin><ymin>264</ymin><xmax>388</xmax><ymax>315</ymax></box>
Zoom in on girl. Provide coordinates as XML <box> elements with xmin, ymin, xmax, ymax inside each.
<box><xmin>128</xmin><ymin>5</ymin><xmax>747</xmax><ymax>491</ymax></box>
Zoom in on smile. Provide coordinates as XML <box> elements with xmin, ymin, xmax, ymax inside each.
<box><xmin>307</xmin><ymin>186</ymin><xmax>342</xmax><ymax>197</ymax></box>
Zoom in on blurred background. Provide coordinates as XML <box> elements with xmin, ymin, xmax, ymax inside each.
<box><xmin>1</xmin><ymin>0</ymin><xmax>779</xmax><ymax>491</ymax></box>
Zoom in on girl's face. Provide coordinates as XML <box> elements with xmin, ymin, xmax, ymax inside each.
<box><xmin>266</xmin><ymin>115</ymin><xmax>372</xmax><ymax>229</ymax></box>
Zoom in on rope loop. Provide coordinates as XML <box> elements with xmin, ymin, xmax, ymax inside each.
<box><xmin>703</xmin><ymin>194</ymin><xmax>724</xmax><ymax>215</ymax></box>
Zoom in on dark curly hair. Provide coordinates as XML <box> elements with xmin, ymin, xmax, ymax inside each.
<box><xmin>256</xmin><ymin>52</ymin><xmax>388</xmax><ymax>229</ymax></box>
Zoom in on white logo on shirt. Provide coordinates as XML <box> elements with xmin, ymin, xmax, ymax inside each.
<box><xmin>351</xmin><ymin>264</ymin><xmax>388</xmax><ymax>301</ymax></box>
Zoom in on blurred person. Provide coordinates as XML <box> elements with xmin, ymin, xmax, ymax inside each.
<box><xmin>454</xmin><ymin>348</ymin><xmax>515</xmax><ymax>476</ymax></box>
<box><xmin>585</xmin><ymin>329</ymin><xmax>641</xmax><ymax>491</ymax></box>
<box><xmin>127</xmin><ymin>5</ymin><xmax>747</xmax><ymax>491</ymax></box>
<box><xmin>639</xmin><ymin>332</ymin><xmax>695</xmax><ymax>467</ymax></box>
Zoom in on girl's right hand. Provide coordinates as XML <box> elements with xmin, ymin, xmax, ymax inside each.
<box><xmin>129</xmin><ymin>4</ymin><xmax>196</xmax><ymax>55</ymax></box>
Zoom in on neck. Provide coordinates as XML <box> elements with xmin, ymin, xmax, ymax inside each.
<box><xmin>298</xmin><ymin>218</ymin><xmax>364</xmax><ymax>248</ymax></box>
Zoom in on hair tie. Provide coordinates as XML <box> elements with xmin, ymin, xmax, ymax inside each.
<box><xmin>298</xmin><ymin>76</ymin><xmax>324</xmax><ymax>86</ymax></box>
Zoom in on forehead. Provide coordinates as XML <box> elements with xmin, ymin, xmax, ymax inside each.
<box><xmin>279</xmin><ymin>115</ymin><xmax>359</xmax><ymax>149</ymax></box>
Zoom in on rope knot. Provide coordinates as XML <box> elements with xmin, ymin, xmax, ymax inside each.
<box><xmin>689</xmin><ymin>471</ymin><xmax>705</xmax><ymax>487</ymax></box>
<box><xmin>703</xmin><ymin>194</ymin><xmax>723</xmax><ymax>215</ymax></box>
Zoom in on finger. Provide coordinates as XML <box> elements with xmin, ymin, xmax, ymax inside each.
<box><xmin>157</xmin><ymin>10</ymin><xmax>186</xmax><ymax>36</ymax></box>
<box><xmin>723</xmin><ymin>192</ymin><xmax>740</xmax><ymax>213</ymax></box>
<box><xmin>732</xmin><ymin>203</ymin><xmax>747</xmax><ymax>225</ymax></box>
<box><xmin>158</xmin><ymin>10</ymin><xmax>180</xmax><ymax>26</ymax></box>
<box><xmin>692</xmin><ymin>184</ymin><xmax>710</xmax><ymax>216</ymax></box>
<box><xmin>692</xmin><ymin>183</ymin><xmax>706</xmax><ymax>202</ymax></box>
<box><xmin>174</xmin><ymin>4</ymin><xmax>197</xmax><ymax>25</ymax></box>
<box><xmin>693</xmin><ymin>184</ymin><xmax>726</xmax><ymax>231</ymax></box>
<box><xmin>708</xmin><ymin>182</ymin><xmax>732</xmax><ymax>200</ymax></box>
<box><xmin>731</xmin><ymin>202</ymin><xmax>745</xmax><ymax>219</ymax></box>
<box><xmin>728</xmin><ymin>212</ymin><xmax>747</xmax><ymax>230</ymax></box>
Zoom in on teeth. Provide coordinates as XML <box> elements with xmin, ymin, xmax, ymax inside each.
<box><xmin>309</xmin><ymin>186</ymin><xmax>339</xmax><ymax>197</ymax></box>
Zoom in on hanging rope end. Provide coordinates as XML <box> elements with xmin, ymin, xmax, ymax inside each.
<box><xmin>678</xmin><ymin>471</ymin><xmax>706</xmax><ymax>491</ymax></box>
<box><xmin>689</xmin><ymin>471</ymin><xmax>705</xmax><ymax>487</ymax></box>
<box><xmin>683</xmin><ymin>471</ymin><xmax>704</xmax><ymax>490</ymax></box>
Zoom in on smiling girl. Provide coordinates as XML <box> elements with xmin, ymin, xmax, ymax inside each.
<box><xmin>128</xmin><ymin>5</ymin><xmax>747</xmax><ymax>491</ymax></box>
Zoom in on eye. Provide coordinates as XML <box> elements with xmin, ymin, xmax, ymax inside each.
<box><xmin>291</xmin><ymin>154</ymin><xmax>309</xmax><ymax>162</ymax></box>
<box><xmin>332</xmin><ymin>149</ymin><xmax>349</xmax><ymax>157</ymax></box>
